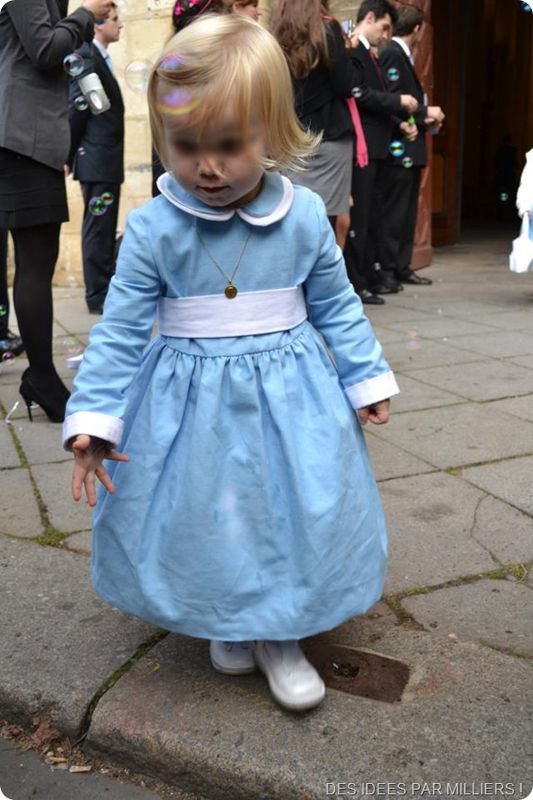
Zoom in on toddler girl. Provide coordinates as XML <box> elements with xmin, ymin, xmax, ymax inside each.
<box><xmin>65</xmin><ymin>14</ymin><xmax>399</xmax><ymax>712</ymax></box>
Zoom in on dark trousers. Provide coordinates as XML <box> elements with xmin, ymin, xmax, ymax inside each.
<box><xmin>0</xmin><ymin>228</ymin><xmax>8</xmax><ymax>338</ymax></box>
<box><xmin>81</xmin><ymin>181</ymin><xmax>121</xmax><ymax>311</ymax></box>
<box><xmin>344</xmin><ymin>159</ymin><xmax>393</xmax><ymax>292</ymax></box>
<box><xmin>378</xmin><ymin>164</ymin><xmax>422</xmax><ymax>276</ymax></box>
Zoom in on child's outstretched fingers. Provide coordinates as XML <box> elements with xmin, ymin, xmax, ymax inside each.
<box><xmin>71</xmin><ymin>434</ymin><xmax>129</xmax><ymax>506</ymax></box>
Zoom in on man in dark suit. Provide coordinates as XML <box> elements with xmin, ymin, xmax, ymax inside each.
<box><xmin>344</xmin><ymin>0</ymin><xmax>419</xmax><ymax>305</ymax></box>
<box><xmin>67</xmin><ymin>3</ymin><xmax>124</xmax><ymax>314</ymax></box>
<box><xmin>379</xmin><ymin>5</ymin><xmax>445</xmax><ymax>286</ymax></box>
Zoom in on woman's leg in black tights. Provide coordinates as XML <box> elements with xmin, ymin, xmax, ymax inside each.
<box><xmin>11</xmin><ymin>223</ymin><xmax>62</xmax><ymax>378</ymax></box>
<box><xmin>0</xmin><ymin>229</ymin><xmax>9</xmax><ymax>339</ymax></box>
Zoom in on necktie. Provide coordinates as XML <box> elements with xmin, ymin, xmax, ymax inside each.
<box><xmin>369</xmin><ymin>49</ymin><xmax>386</xmax><ymax>91</ymax></box>
<box><xmin>104</xmin><ymin>53</ymin><xmax>114</xmax><ymax>75</ymax></box>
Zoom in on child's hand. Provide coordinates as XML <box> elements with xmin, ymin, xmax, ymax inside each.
<box><xmin>357</xmin><ymin>399</ymin><xmax>391</xmax><ymax>426</ymax></box>
<box><xmin>71</xmin><ymin>434</ymin><xmax>129</xmax><ymax>507</ymax></box>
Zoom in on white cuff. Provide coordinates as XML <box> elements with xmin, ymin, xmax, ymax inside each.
<box><xmin>344</xmin><ymin>371</ymin><xmax>400</xmax><ymax>409</ymax></box>
<box><xmin>62</xmin><ymin>411</ymin><xmax>124</xmax><ymax>450</ymax></box>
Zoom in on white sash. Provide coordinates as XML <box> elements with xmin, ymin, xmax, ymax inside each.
<box><xmin>157</xmin><ymin>286</ymin><xmax>307</xmax><ymax>338</ymax></box>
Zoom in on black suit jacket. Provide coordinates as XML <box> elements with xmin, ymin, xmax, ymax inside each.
<box><xmin>0</xmin><ymin>0</ymin><xmax>94</xmax><ymax>170</ymax></box>
<box><xmin>379</xmin><ymin>40</ymin><xmax>428</xmax><ymax>167</ymax></box>
<box><xmin>350</xmin><ymin>43</ymin><xmax>404</xmax><ymax>161</ymax></box>
<box><xmin>67</xmin><ymin>42</ymin><xmax>125</xmax><ymax>184</ymax></box>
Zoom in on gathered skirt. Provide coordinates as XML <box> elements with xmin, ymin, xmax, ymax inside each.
<box><xmin>92</xmin><ymin>321</ymin><xmax>388</xmax><ymax>640</ymax></box>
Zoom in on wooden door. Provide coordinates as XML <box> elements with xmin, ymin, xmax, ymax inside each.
<box><xmin>403</xmin><ymin>0</ymin><xmax>433</xmax><ymax>267</ymax></box>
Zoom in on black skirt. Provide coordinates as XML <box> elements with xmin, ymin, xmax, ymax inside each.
<box><xmin>0</xmin><ymin>147</ymin><xmax>68</xmax><ymax>229</ymax></box>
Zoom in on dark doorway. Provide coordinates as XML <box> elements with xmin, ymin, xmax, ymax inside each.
<box><xmin>432</xmin><ymin>0</ymin><xmax>533</xmax><ymax>243</ymax></box>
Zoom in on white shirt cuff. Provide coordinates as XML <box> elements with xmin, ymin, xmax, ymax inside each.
<box><xmin>62</xmin><ymin>411</ymin><xmax>124</xmax><ymax>450</ymax></box>
<box><xmin>344</xmin><ymin>371</ymin><xmax>400</xmax><ymax>409</ymax></box>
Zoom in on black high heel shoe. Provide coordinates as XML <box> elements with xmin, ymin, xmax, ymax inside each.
<box><xmin>19</xmin><ymin>368</ymin><xmax>70</xmax><ymax>423</ymax></box>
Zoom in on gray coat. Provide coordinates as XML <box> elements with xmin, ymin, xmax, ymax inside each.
<box><xmin>0</xmin><ymin>0</ymin><xmax>95</xmax><ymax>171</ymax></box>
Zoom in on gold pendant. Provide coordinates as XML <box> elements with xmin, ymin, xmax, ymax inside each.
<box><xmin>225</xmin><ymin>283</ymin><xmax>238</xmax><ymax>299</ymax></box>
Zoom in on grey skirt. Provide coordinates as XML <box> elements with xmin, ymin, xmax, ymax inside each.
<box><xmin>287</xmin><ymin>136</ymin><xmax>353</xmax><ymax>216</ymax></box>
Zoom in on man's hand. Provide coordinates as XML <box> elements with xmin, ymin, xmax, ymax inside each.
<box><xmin>426</xmin><ymin>105</ymin><xmax>445</xmax><ymax>123</ymax></box>
<box><xmin>400</xmin><ymin>94</ymin><xmax>419</xmax><ymax>114</ymax></box>
<box><xmin>71</xmin><ymin>434</ymin><xmax>129</xmax><ymax>507</ymax></box>
<box><xmin>64</xmin><ymin>164</ymin><xmax>71</xmax><ymax>178</ymax></box>
<box><xmin>399</xmin><ymin>121</ymin><xmax>418</xmax><ymax>142</ymax></box>
<box><xmin>357</xmin><ymin>399</ymin><xmax>391</xmax><ymax>426</ymax></box>
<box><xmin>82</xmin><ymin>0</ymin><xmax>114</xmax><ymax>19</ymax></box>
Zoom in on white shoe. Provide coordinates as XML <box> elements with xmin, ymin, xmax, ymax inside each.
<box><xmin>209</xmin><ymin>640</ymin><xmax>256</xmax><ymax>675</ymax></box>
<box><xmin>253</xmin><ymin>640</ymin><xmax>326</xmax><ymax>711</ymax></box>
<box><xmin>67</xmin><ymin>352</ymin><xmax>84</xmax><ymax>370</ymax></box>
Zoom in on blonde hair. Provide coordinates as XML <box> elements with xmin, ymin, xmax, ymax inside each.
<box><xmin>148</xmin><ymin>14</ymin><xmax>319</xmax><ymax>173</ymax></box>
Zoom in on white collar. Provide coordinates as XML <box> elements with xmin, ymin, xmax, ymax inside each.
<box><xmin>156</xmin><ymin>171</ymin><xmax>294</xmax><ymax>226</ymax></box>
<box><xmin>392</xmin><ymin>36</ymin><xmax>412</xmax><ymax>60</ymax></box>
<box><xmin>358</xmin><ymin>33</ymin><xmax>371</xmax><ymax>50</ymax></box>
<box><xmin>93</xmin><ymin>39</ymin><xmax>110</xmax><ymax>61</ymax></box>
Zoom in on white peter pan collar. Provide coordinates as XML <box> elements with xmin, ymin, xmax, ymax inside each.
<box><xmin>156</xmin><ymin>170</ymin><xmax>294</xmax><ymax>226</ymax></box>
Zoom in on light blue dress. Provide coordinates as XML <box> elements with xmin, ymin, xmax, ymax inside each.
<box><xmin>64</xmin><ymin>171</ymin><xmax>399</xmax><ymax>641</ymax></box>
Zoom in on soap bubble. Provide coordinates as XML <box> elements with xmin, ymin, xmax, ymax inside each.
<box><xmin>389</xmin><ymin>140</ymin><xmax>405</xmax><ymax>158</ymax></box>
<box><xmin>88</xmin><ymin>197</ymin><xmax>107</xmax><ymax>217</ymax></box>
<box><xmin>125</xmin><ymin>60</ymin><xmax>152</xmax><ymax>93</ymax></box>
<box><xmin>406</xmin><ymin>340</ymin><xmax>421</xmax><ymax>352</ymax></box>
<box><xmin>64</xmin><ymin>53</ymin><xmax>84</xmax><ymax>77</ymax></box>
<box><xmin>402</xmin><ymin>156</ymin><xmax>414</xmax><ymax>168</ymax></box>
<box><xmin>2</xmin><ymin>351</ymin><xmax>14</xmax><ymax>363</ymax></box>
<box><xmin>74</xmin><ymin>96</ymin><xmax>88</xmax><ymax>112</ymax></box>
<box><xmin>353</xmin><ymin>87</ymin><xmax>363</xmax><ymax>99</ymax></box>
<box><xmin>499</xmin><ymin>192</ymin><xmax>509</xmax><ymax>202</ymax></box>
<box><xmin>156</xmin><ymin>88</ymin><xmax>199</xmax><ymax>117</ymax></box>
<box><xmin>158</xmin><ymin>53</ymin><xmax>189</xmax><ymax>72</ymax></box>
<box><xmin>520</xmin><ymin>1</ymin><xmax>532</xmax><ymax>11</ymax></box>
<box><xmin>77</xmin><ymin>147</ymin><xmax>86</xmax><ymax>157</ymax></box>
<box><xmin>0</xmin><ymin>305</ymin><xmax>6</xmax><ymax>317</ymax></box>
<box><xmin>387</xmin><ymin>67</ymin><xmax>400</xmax><ymax>82</ymax></box>
<box><xmin>101</xmin><ymin>192</ymin><xmax>115</xmax><ymax>206</ymax></box>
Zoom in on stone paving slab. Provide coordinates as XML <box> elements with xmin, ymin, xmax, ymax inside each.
<box><xmin>391</xmin><ymin>374</ymin><xmax>464</xmax><ymax>413</ymax></box>
<box><xmin>461</xmin><ymin>456</ymin><xmax>533</xmax><ymax>517</ymax></box>
<box><xmin>508</xmin><ymin>354</ymin><xmax>533</xmax><ymax>370</ymax></box>
<box><xmin>365</xmin><ymin>305</ymin><xmax>434</xmax><ymax>325</ymax></box>
<box><xmin>403</xmin><ymin>359</ymin><xmax>533</xmax><ymax>401</ymax></box>
<box><xmin>376</xmin><ymin>339</ymin><xmax>480</xmax><ymax>373</ymax></box>
<box><xmin>86</xmin><ymin>629</ymin><xmax>533</xmax><ymax>800</ymax></box>
<box><xmin>0</xmin><ymin>536</ymin><xmax>156</xmax><ymax>737</ymax></box>
<box><xmin>14</xmin><ymin>418</ymin><xmax>71</xmax><ymax>465</ymax></box>
<box><xmin>445</xmin><ymin>330</ymin><xmax>533</xmax><ymax>359</ymax></box>
<box><xmin>0</xmin><ymin>469</ymin><xmax>42</xmax><ymax>539</ymax></box>
<box><xmin>485</xmin><ymin>396</ymin><xmax>533</xmax><ymax>423</ymax></box>
<box><xmin>380</xmin><ymin>472</ymin><xmax>501</xmax><ymax>594</ymax></box>
<box><xmin>364</xmin><ymin>433</ymin><xmax>435</xmax><ymax>482</ymax></box>
<box><xmin>52</xmin><ymin>296</ymin><xmax>99</xmax><ymax>335</ymax></box>
<box><xmin>479</xmin><ymin>310</ymin><xmax>533</xmax><ymax>332</ymax></box>
<box><xmin>62</xmin><ymin>529</ymin><xmax>92</xmax><ymax>553</ymax></box>
<box><xmin>403</xmin><ymin>579</ymin><xmax>533</xmax><ymax>653</ymax></box>
<box><xmin>382</xmin><ymin>317</ymin><xmax>499</xmax><ymax>340</ymax></box>
<box><xmin>370</xmin><ymin>404</ymin><xmax>533</xmax><ymax>469</ymax></box>
<box><xmin>32</xmin><ymin>460</ymin><xmax>92</xmax><ymax>534</ymax></box>
<box><xmin>0</xmin><ymin>424</ymin><xmax>20</xmax><ymax>468</ymax></box>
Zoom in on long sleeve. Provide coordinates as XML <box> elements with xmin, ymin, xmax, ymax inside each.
<box><xmin>304</xmin><ymin>194</ymin><xmax>399</xmax><ymax>408</ymax></box>
<box><xmin>67</xmin><ymin>48</ymin><xmax>95</xmax><ymax>166</ymax></box>
<box><xmin>351</xmin><ymin>51</ymin><xmax>403</xmax><ymax>118</ymax></box>
<box><xmin>516</xmin><ymin>150</ymin><xmax>533</xmax><ymax>216</ymax></box>
<box><xmin>7</xmin><ymin>0</ymin><xmax>94</xmax><ymax>71</ymax></box>
<box><xmin>379</xmin><ymin>47</ymin><xmax>427</xmax><ymax>127</ymax></box>
<box><xmin>62</xmin><ymin>209</ymin><xmax>162</xmax><ymax>448</ymax></box>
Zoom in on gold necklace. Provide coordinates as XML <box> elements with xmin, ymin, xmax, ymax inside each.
<box><xmin>195</xmin><ymin>222</ymin><xmax>253</xmax><ymax>299</ymax></box>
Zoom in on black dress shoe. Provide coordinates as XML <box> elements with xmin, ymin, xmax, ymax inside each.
<box><xmin>397</xmin><ymin>269</ymin><xmax>433</xmax><ymax>285</ymax></box>
<box><xmin>359</xmin><ymin>289</ymin><xmax>385</xmax><ymax>305</ymax></box>
<box><xmin>371</xmin><ymin>283</ymin><xmax>397</xmax><ymax>295</ymax></box>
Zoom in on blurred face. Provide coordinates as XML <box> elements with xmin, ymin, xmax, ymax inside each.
<box><xmin>232</xmin><ymin>1</ymin><xmax>261</xmax><ymax>21</ymax></box>
<box><xmin>162</xmin><ymin>107</ymin><xmax>267</xmax><ymax>208</ymax></box>
<box><xmin>96</xmin><ymin>9</ymin><xmax>123</xmax><ymax>44</ymax></box>
<box><xmin>364</xmin><ymin>11</ymin><xmax>392</xmax><ymax>47</ymax></box>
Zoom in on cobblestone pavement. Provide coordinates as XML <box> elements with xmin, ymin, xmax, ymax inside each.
<box><xmin>1</xmin><ymin>229</ymin><xmax>532</xmax><ymax>799</ymax></box>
